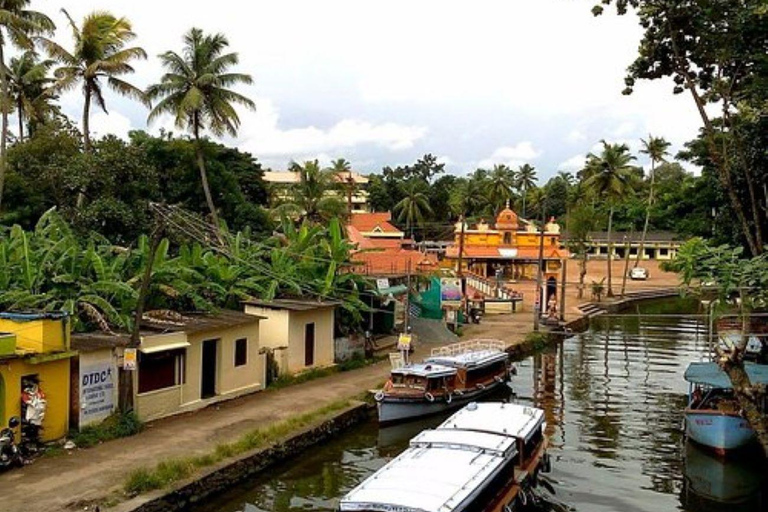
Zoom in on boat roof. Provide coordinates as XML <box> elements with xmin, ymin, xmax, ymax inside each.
<box><xmin>426</xmin><ymin>350</ymin><xmax>508</xmax><ymax>369</ymax></box>
<box><xmin>410</xmin><ymin>428</ymin><xmax>517</xmax><ymax>457</ymax></box>
<box><xmin>684</xmin><ymin>362</ymin><xmax>768</xmax><ymax>388</ymax></box>
<box><xmin>340</xmin><ymin>402</ymin><xmax>542</xmax><ymax>512</ymax></box>
<box><xmin>391</xmin><ymin>363</ymin><xmax>457</xmax><ymax>378</ymax></box>
<box><xmin>339</xmin><ymin>444</ymin><xmax>506</xmax><ymax>512</ymax></box>
<box><xmin>438</xmin><ymin>402</ymin><xmax>545</xmax><ymax>443</ymax></box>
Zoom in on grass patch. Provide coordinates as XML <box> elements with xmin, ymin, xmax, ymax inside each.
<box><xmin>123</xmin><ymin>398</ymin><xmax>353</xmax><ymax>496</ymax></box>
<box><xmin>268</xmin><ymin>354</ymin><xmax>380</xmax><ymax>390</ymax></box>
<box><xmin>67</xmin><ymin>411</ymin><xmax>143</xmax><ymax>449</ymax></box>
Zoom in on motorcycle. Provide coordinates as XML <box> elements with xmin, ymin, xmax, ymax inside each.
<box><xmin>0</xmin><ymin>417</ymin><xmax>23</xmax><ymax>470</ymax></box>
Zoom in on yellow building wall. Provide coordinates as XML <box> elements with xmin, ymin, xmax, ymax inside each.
<box><xmin>287</xmin><ymin>309</ymin><xmax>335</xmax><ymax>374</ymax></box>
<box><xmin>0</xmin><ymin>357</ymin><xmax>70</xmax><ymax>441</ymax></box>
<box><xmin>0</xmin><ymin>317</ymin><xmax>69</xmax><ymax>354</ymax></box>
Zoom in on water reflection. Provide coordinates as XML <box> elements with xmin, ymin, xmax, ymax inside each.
<box><xmin>190</xmin><ymin>299</ymin><xmax>767</xmax><ymax>512</ymax></box>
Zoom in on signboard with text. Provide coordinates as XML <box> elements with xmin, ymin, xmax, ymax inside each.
<box><xmin>440</xmin><ymin>277</ymin><xmax>462</xmax><ymax>307</ymax></box>
<box><xmin>123</xmin><ymin>348</ymin><xmax>137</xmax><ymax>370</ymax></box>
<box><xmin>80</xmin><ymin>362</ymin><xmax>116</xmax><ymax>425</ymax></box>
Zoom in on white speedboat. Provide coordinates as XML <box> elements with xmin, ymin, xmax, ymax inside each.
<box><xmin>340</xmin><ymin>402</ymin><xmax>551</xmax><ymax>512</ymax></box>
<box><xmin>375</xmin><ymin>339</ymin><xmax>513</xmax><ymax>424</ymax></box>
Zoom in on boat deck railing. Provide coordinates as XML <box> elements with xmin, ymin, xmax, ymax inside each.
<box><xmin>431</xmin><ymin>338</ymin><xmax>505</xmax><ymax>357</ymax></box>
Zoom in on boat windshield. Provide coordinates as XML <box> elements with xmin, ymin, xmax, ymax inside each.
<box><xmin>391</xmin><ymin>373</ymin><xmax>427</xmax><ymax>390</ymax></box>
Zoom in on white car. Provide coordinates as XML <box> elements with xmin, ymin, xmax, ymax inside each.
<box><xmin>629</xmin><ymin>267</ymin><xmax>649</xmax><ymax>280</ymax></box>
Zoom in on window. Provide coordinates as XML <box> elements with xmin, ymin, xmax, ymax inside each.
<box><xmin>138</xmin><ymin>349</ymin><xmax>185</xmax><ymax>394</ymax></box>
<box><xmin>503</xmin><ymin>232</ymin><xmax>512</xmax><ymax>245</ymax></box>
<box><xmin>234</xmin><ymin>338</ymin><xmax>248</xmax><ymax>367</ymax></box>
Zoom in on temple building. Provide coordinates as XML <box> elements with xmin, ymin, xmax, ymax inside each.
<box><xmin>444</xmin><ymin>203</ymin><xmax>568</xmax><ymax>305</ymax></box>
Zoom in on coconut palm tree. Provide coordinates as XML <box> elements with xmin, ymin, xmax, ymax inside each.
<box><xmin>43</xmin><ymin>10</ymin><xmax>147</xmax><ymax>153</ymax></box>
<box><xmin>147</xmin><ymin>27</ymin><xmax>255</xmax><ymax>231</ymax></box>
<box><xmin>635</xmin><ymin>135</ymin><xmax>671</xmax><ymax>267</ymax></box>
<box><xmin>517</xmin><ymin>164</ymin><xmax>537</xmax><ymax>218</ymax></box>
<box><xmin>6</xmin><ymin>50</ymin><xmax>56</xmax><ymax>141</ymax></box>
<box><xmin>486</xmin><ymin>164</ymin><xmax>516</xmax><ymax>212</ymax></box>
<box><xmin>274</xmin><ymin>160</ymin><xmax>346</xmax><ymax>223</ymax></box>
<box><xmin>394</xmin><ymin>179</ymin><xmax>432</xmax><ymax>239</ymax></box>
<box><xmin>330</xmin><ymin>158</ymin><xmax>356</xmax><ymax>214</ymax></box>
<box><xmin>557</xmin><ymin>170</ymin><xmax>575</xmax><ymax>187</ymax></box>
<box><xmin>582</xmin><ymin>141</ymin><xmax>637</xmax><ymax>297</ymax></box>
<box><xmin>0</xmin><ymin>0</ymin><xmax>54</xmax><ymax>210</ymax></box>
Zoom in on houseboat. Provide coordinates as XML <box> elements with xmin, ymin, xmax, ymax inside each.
<box><xmin>684</xmin><ymin>362</ymin><xmax>768</xmax><ymax>454</ymax></box>
<box><xmin>339</xmin><ymin>402</ymin><xmax>551</xmax><ymax>512</ymax></box>
<box><xmin>375</xmin><ymin>339</ymin><xmax>512</xmax><ymax>424</ymax></box>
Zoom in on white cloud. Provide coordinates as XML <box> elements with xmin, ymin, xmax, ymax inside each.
<box><xmin>90</xmin><ymin>111</ymin><xmax>133</xmax><ymax>140</ymax></box>
<box><xmin>565</xmin><ymin>130</ymin><xmax>587</xmax><ymax>144</ymax></box>
<box><xmin>477</xmin><ymin>142</ymin><xmax>541</xmax><ymax>169</ymax></box>
<box><xmin>559</xmin><ymin>154</ymin><xmax>587</xmax><ymax>172</ymax></box>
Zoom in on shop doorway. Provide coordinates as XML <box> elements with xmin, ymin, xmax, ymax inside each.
<box><xmin>304</xmin><ymin>323</ymin><xmax>315</xmax><ymax>367</ymax></box>
<box><xmin>201</xmin><ymin>339</ymin><xmax>218</xmax><ymax>399</ymax></box>
<box><xmin>546</xmin><ymin>277</ymin><xmax>558</xmax><ymax>304</ymax></box>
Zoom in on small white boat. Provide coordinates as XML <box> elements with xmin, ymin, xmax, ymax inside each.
<box><xmin>340</xmin><ymin>402</ymin><xmax>551</xmax><ymax>512</ymax></box>
<box><xmin>684</xmin><ymin>362</ymin><xmax>768</xmax><ymax>454</ymax></box>
<box><xmin>375</xmin><ymin>339</ymin><xmax>513</xmax><ymax>424</ymax></box>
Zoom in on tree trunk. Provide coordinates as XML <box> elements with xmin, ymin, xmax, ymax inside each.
<box><xmin>606</xmin><ymin>207</ymin><xmax>614</xmax><ymax>298</ymax></box>
<box><xmin>0</xmin><ymin>41</ymin><xmax>8</xmax><ymax>212</ymax></box>
<box><xmin>620</xmin><ymin>234</ymin><xmax>632</xmax><ymax>297</ymax></box>
<box><xmin>521</xmin><ymin>188</ymin><xmax>527</xmax><ymax>218</ymax></box>
<box><xmin>720</xmin><ymin>359</ymin><xmax>768</xmax><ymax>457</ymax></box>
<box><xmin>17</xmin><ymin>99</ymin><xmax>24</xmax><ymax>142</ymax></box>
<box><xmin>83</xmin><ymin>86</ymin><xmax>91</xmax><ymax>153</ymax></box>
<box><xmin>635</xmin><ymin>159</ymin><xmax>655</xmax><ymax>268</ymax></box>
<box><xmin>578</xmin><ymin>255</ymin><xmax>587</xmax><ymax>299</ymax></box>
<box><xmin>193</xmin><ymin>126</ymin><xmax>223</xmax><ymax>242</ymax></box>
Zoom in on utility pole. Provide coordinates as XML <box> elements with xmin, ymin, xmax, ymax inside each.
<box><xmin>534</xmin><ymin>220</ymin><xmax>545</xmax><ymax>332</ymax></box>
<box><xmin>457</xmin><ymin>215</ymin><xmax>466</xmax><ymax>278</ymax></box>
<box><xmin>404</xmin><ymin>259</ymin><xmax>412</xmax><ymax>333</ymax></box>
<box><xmin>559</xmin><ymin>258</ymin><xmax>567</xmax><ymax>322</ymax></box>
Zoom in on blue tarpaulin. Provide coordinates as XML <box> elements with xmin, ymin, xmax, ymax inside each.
<box><xmin>684</xmin><ymin>362</ymin><xmax>768</xmax><ymax>388</ymax></box>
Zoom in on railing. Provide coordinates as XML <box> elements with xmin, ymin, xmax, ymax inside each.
<box><xmin>430</xmin><ymin>338</ymin><xmax>505</xmax><ymax>357</ymax></box>
<box><xmin>464</xmin><ymin>272</ymin><xmax>520</xmax><ymax>300</ymax></box>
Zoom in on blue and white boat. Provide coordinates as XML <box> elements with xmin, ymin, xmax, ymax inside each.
<box><xmin>684</xmin><ymin>362</ymin><xmax>768</xmax><ymax>455</ymax></box>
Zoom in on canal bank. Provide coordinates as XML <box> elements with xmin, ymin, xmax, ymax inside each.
<box><xmin>0</xmin><ymin>289</ymin><xmax>679</xmax><ymax>512</ymax></box>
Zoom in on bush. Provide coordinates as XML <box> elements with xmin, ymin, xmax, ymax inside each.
<box><xmin>69</xmin><ymin>411</ymin><xmax>143</xmax><ymax>449</ymax></box>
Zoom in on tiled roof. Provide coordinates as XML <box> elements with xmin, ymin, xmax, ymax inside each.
<box><xmin>349</xmin><ymin>212</ymin><xmax>403</xmax><ymax>234</ymax></box>
<box><xmin>243</xmin><ymin>298</ymin><xmax>340</xmax><ymax>311</ymax></box>
<box><xmin>352</xmin><ymin>250</ymin><xmax>437</xmax><ymax>276</ymax></box>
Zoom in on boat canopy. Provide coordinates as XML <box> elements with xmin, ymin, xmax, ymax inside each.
<box><xmin>684</xmin><ymin>362</ymin><xmax>768</xmax><ymax>389</ymax></box>
<box><xmin>438</xmin><ymin>402</ymin><xmax>545</xmax><ymax>443</ymax></box>
<box><xmin>427</xmin><ymin>339</ymin><xmax>508</xmax><ymax>369</ymax></box>
<box><xmin>391</xmin><ymin>363</ymin><xmax>457</xmax><ymax>379</ymax></box>
<box><xmin>410</xmin><ymin>428</ymin><xmax>517</xmax><ymax>457</ymax></box>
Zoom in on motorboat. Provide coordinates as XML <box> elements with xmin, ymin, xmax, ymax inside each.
<box><xmin>684</xmin><ymin>362</ymin><xmax>768</xmax><ymax>454</ymax></box>
<box><xmin>340</xmin><ymin>402</ymin><xmax>551</xmax><ymax>512</ymax></box>
<box><xmin>375</xmin><ymin>339</ymin><xmax>513</xmax><ymax>424</ymax></box>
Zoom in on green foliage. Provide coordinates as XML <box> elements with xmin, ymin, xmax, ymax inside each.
<box><xmin>69</xmin><ymin>411</ymin><xmax>143</xmax><ymax>448</ymax></box>
<box><xmin>123</xmin><ymin>399</ymin><xmax>353</xmax><ymax>496</ymax></box>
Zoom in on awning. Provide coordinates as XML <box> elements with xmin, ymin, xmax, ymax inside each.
<box><xmin>139</xmin><ymin>341</ymin><xmax>190</xmax><ymax>354</ymax></box>
<box><xmin>373</xmin><ymin>285</ymin><xmax>408</xmax><ymax>297</ymax></box>
<box><xmin>684</xmin><ymin>362</ymin><xmax>768</xmax><ymax>388</ymax></box>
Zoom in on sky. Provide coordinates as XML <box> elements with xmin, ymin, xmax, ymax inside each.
<box><xmin>43</xmin><ymin>0</ymin><xmax>703</xmax><ymax>182</ymax></box>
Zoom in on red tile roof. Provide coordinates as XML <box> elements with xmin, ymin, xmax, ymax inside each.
<box><xmin>352</xmin><ymin>250</ymin><xmax>437</xmax><ymax>276</ymax></box>
<box><xmin>349</xmin><ymin>212</ymin><xmax>403</xmax><ymax>234</ymax></box>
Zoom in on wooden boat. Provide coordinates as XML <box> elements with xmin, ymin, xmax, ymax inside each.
<box><xmin>339</xmin><ymin>402</ymin><xmax>551</xmax><ymax>512</ymax></box>
<box><xmin>684</xmin><ymin>362</ymin><xmax>768</xmax><ymax>454</ymax></box>
<box><xmin>375</xmin><ymin>339</ymin><xmax>512</xmax><ymax>424</ymax></box>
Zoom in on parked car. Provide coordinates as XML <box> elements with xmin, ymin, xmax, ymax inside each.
<box><xmin>629</xmin><ymin>267</ymin><xmax>649</xmax><ymax>280</ymax></box>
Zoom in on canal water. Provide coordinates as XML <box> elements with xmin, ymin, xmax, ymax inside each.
<box><xmin>192</xmin><ymin>299</ymin><xmax>767</xmax><ymax>512</ymax></box>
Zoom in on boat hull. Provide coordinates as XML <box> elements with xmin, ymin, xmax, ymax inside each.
<box><xmin>685</xmin><ymin>410</ymin><xmax>755</xmax><ymax>454</ymax></box>
<box><xmin>377</xmin><ymin>379</ymin><xmax>507</xmax><ymax>424</ymax></box>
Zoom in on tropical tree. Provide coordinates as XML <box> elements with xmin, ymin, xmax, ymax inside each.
<box><xmin>486</xmin><ymin>164</ymin><xmax>516</xmax><ymax>212</ymax></box>
<box><xmin>567</xmin><ymin>204</ymin><xmax>599</xmax><ymax>298</ymax></box>
<box><xmin>450</xmin><ymin>177</ymin><xmax>488</xmax><ymax>219</ymax></box>
<box><xmin>44</xmin><ymin>10</ymin><xmax>147</xmax><ymax>153</ymax></box>
<box><xmin>635</xmin><ymin>135</ymin><xmax>670</xmax><ymax>267</ymax></box>
<box><xmin>274</xmin><ymin>160</ymin><xmax>346</xmax><ymax>223</ymax></box>
<box><xmin>582</xmin><ymin>141</ymin><xmax>637</xmax><ymax>297</ymax></box>
<box><xmin>394</xmin><ymin>179</ymin><xmax>432</xmax><ymax>239</ymax></box>
<box><xmin>330</xmin><ymin>158</ymin><xmax>356</xmax><ymax>214</ymax></box>
<box><xmin>147</xmin><ymin>27</ymin><xmax>255</xmax><ymax>231</ymax></box>
<box><xmin>557</xmin><ymin>170</ymin><xmax>575</xmax><ymax>187</ymax></box>
<box><xmin>6</xmin><ymin>50</ymin><xmax>56</xmax><ymax>141</ymax></box>
<box><xmin>0</xmin><ymin>0</ymin><xmax>54</xmax><ymax>210</ymax></box>
<box><xmin>517</xmin><ymin>164</ymin><xmax>537</xmax><ymax>218</ymax></box>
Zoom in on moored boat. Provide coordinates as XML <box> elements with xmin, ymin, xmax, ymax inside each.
<box><xmin>339</xmin><ymin>402</ymin><xmax>551</xmax><ymax>512</ymax></box>
<box><xmin>375</xmin><ymin>339</ymin><xmax>512</xmax><ymax>424</ymax></box>
<box><xmin>684</xmin><ymin>362</ymin><xmax>768</xmax><ymax>455</ymax></box>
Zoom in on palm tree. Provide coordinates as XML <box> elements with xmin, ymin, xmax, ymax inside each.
<box><xmin>7</xmin><ymin>50</ymin><xmax>56</xmax><ymax>141</ymax></box>
<box><xmin>486</xmin><ymin>164</ymin><xmax>516</xmax><ymax>212</ymax></box>
<box><xmin>0</xmin><ymin>0</ymin><xmax>54</xmax><ymax>209</ymax></box>
<box><xmin>43</xmin><ymin>10</ymin><xmax>147</xmax><ymax>153</ymax></box>
<box><xmin>635</xmin><ymin>135</ymin><xmax>671</xmax><ymax>268</ymax></box>
<box><xmin>394</xmin><ymin>179</ymin><xmax>432</xmax><ymax>239</ymax></box>
<box><xmin>517</xmin><ymin>164</ymin><xmax>537</xmax><ymax>218</ymax></box>
<box><xmin>557</xmin><ymin>170</ymin><xmax>575</xmax><ymax>187</ymax></box>
<box><xmin>330</xmin><ymin>158</ymin><xmax>356</xmax><ymax>214</ymax></box>
<box><xmin>582</xmin><ymin>141</ymin><xmax>637</xmax><ymax>297</ymax></box>
<box><xmin>147</xmin><ymin>27</ymin><xmax>255</xmax><ymax>231</ymax></box>
<box><xmin>450</xmin><ymin>178</ymin><xmax>488</xmax><ymax>219</ymax></box>
<box><xmin>275</xmin><ymin>160</ymin><xmax>346</xmax><ymax>223</ymax></box>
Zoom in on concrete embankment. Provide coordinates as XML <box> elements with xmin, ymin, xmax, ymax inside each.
<box><xmin>116</xmin><ymin>402</ymin><xmax>371</xmax><ymax>512</ymax></box>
